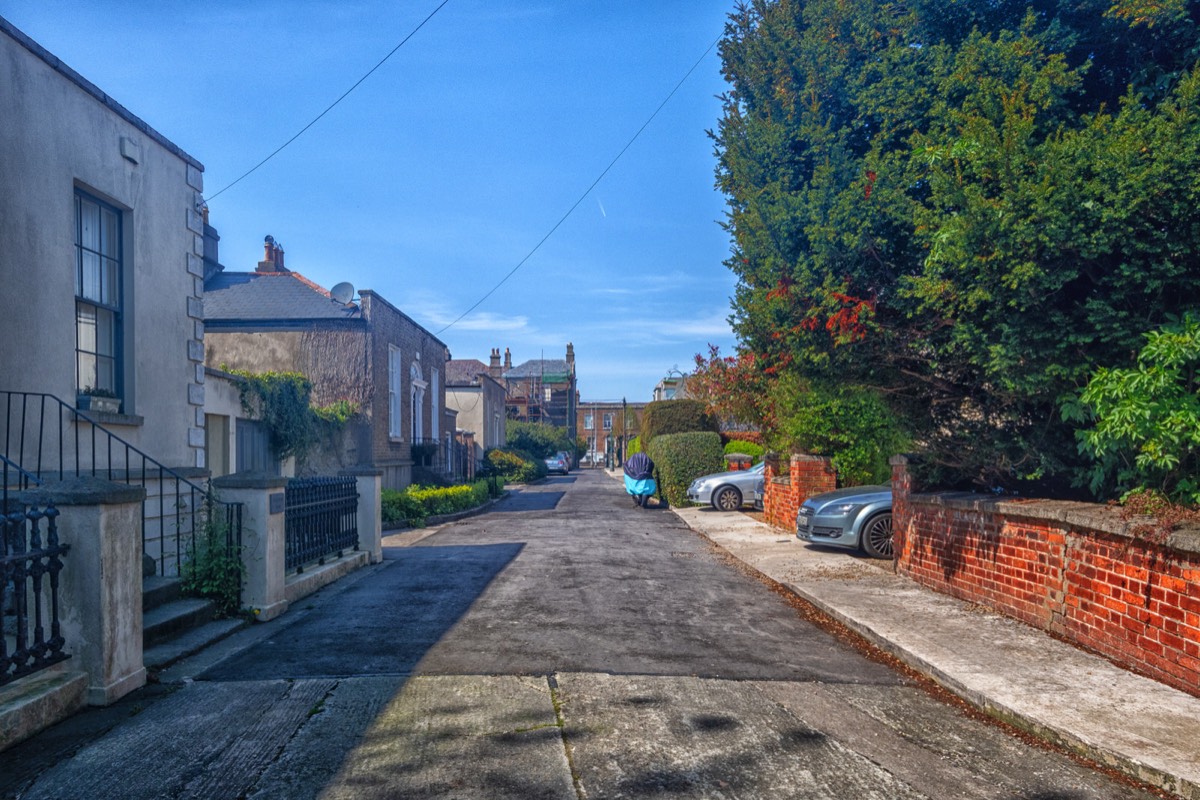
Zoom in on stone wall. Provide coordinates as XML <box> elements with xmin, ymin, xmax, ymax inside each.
<box><xmin>891</xmin><ymin>456</ymin><xmax>1200</xmax><ymax>697</ymax></box>
<box><xmin>763</xmin><ymin>454</ymin><xmax>837</xmax><ymax>531</ymax></box>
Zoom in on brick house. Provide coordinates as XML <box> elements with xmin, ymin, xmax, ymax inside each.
<box><xmin>203</xmin><ymin>236</ymin><xmax>450</xmax><ymax>489</ymax></box>
<box><xmin>577</xmin><ymin>400</ymin><xmax>646</xmax><ymax>464</ymax></box>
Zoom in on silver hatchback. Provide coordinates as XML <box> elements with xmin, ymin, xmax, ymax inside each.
<box><xmin>795</xmin><ymin>484</ymin><xmax>893</xmax><ymax>559</ymax></box>
<box><xmin>687</xmin><ymin>462</ymin><xmax>765</xmax><ymax>511</ymax></box>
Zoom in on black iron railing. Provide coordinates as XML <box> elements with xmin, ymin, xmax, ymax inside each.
<box><xmin>0</xmin><ymin>391</ymin><xmax>243</xmax><ymax>586</ymax></box>
<box><xmin>2</xmin><ymin>454</ymin><xmax>70</xmax><ymax>687</ymax></box>
<box><xmin>284</xmin><ymin>476</ymin><xmax>358</xmax><ymax>573</ymax></box>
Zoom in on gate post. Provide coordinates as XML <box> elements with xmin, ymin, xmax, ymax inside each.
<box><xmin>212</xmin><ymin>473</ymin><xmax>289</xmax><ymax>622</ymax></box>
<box><xmin>341</xmin><ymin>467</ymin><xmax>382</xmax><ymax>564</ymax></box>
<box><xmin>19</xmin><ymin>478</ymin><xmax>146</xmax><ymax>706</ymax></box>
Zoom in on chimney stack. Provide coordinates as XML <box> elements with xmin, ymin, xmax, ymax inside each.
<box><xmin>489</xmin><ymin>348</ymin><xmax>502</xmax><ymax>378</ymax></box>
<box><xmin>257</xmin><ymin>235</ymin><xmax>288</xmax><ymax>273</ymax></box>
<box><xmin>504</xmin><ymin>347</ymin><xmax>512</xmax><ymax>371</ymax></box>
<box><xmin>566</xmin><ymin>342</ymin><xmax>575</xmax><ymax>373</ymax></box>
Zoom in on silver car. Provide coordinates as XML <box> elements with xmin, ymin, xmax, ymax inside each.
<box><xmin>795</xmin><ymin>484</ymin><xmax>893</xmax><ymax>559</ymax></box>
<box><xmin>687</xmin><ymin>462</ymin><xmax>765</xmax><ymax>511</ymax></box>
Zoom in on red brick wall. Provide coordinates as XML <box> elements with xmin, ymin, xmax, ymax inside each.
<box><xmin>892</xmin><ymin>456</ymin><xmax>1200</xmax><ymax>696</ymax></box>
<box><xmin>764</xmin><ymin>455</ymin><xmax>836</xmax><ymax>531</ymax></box>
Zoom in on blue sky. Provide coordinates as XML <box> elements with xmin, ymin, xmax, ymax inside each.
<box><xmin>4</xmin><ymin>1</ymin><xmax>739</xmax><ymax>401</ymax></box>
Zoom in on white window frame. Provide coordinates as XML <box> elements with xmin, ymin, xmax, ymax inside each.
<box><xmin>410</xmin><ymin>361</ymin><xmax>427</xmax><ymax>441</ymax></box>
<box><xmin>431</xmin><ymin>367</ymin><xmax>440</xmax><ymax>441</ymax></box>
<box><xmin>603</xmin><ymin>413</ymin><xmax>613</xmax><ymax>431</ymax></box>
<box><xmin>388</xmin><ymin>345</ymin><xmax>402</xmax><ymax>439</ymax></box>
<box><xmin>584</xmin><ymin>412</ymin><xmax>594</xmax><ymax>431</ymax></box>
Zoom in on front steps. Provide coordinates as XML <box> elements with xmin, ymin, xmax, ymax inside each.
<box><xmin>142</xmin><ymin>576</ymin><xmax>245</xmax><ymax>674</ymax></box>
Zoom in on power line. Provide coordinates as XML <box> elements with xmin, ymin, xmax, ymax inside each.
<box><xmin>204</xmin><ymin>0</ymin><xmax>451</xmax><ymax>204</ymax></box>
<box><xmin>435</xmin><ymin>35</ymin><xmax>721</xmax><ymax>336</ymax></box>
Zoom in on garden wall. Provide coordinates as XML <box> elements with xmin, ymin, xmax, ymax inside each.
<box><xmin>891</xmin><ymin>456</ymin><xmax>1200</xmax><ymax>697</ymax></box>
<box><xmin>763</xmin><ymin>454</ymin><xmax>836</xmax><ymax>531</ymax></box>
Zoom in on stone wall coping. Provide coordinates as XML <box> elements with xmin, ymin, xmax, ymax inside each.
<box><xmin>212</xmin><ymin>473</ymin><xmax>289</xmax><ymax>490</ymax></box>
<box><xmin>910</xmin><ymin>491</ymin><xmax>1200</xmax><ymax>556</ymax></box>
<box><xmin>789</xmin><ymin>453</ymin><xmax>831</xmax><ymax>464</ymax></box>
<box><xmin>770</xmin><ymin>476</ymin><xmax>792</xmax><ymax>485</ymax></box>
<box><xmin>339</xmin><ymin>466</ymin><xmax>384</xmax><ymax>477</ymax></box>
<box><xmin>19</xmin><ymin>477</ymin><xmax>146</xmax><ymax>506</ymax></box>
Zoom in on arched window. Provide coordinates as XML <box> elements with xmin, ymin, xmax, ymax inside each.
<box><xmin>410</xmin><ymin>361</ymin><xmax>427</xmax><ymax>441</ymax></box>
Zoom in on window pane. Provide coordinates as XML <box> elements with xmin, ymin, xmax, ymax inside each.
<box><xmin>101</xmin><ymin>208</ymin><xmax>119</xmax><ymax>258</ymax></box>
<box><xmin>80</xmin><ymin>251</ymin><xmax>101</xmax><ymax>301</ymax></box>
<box><xmin>76</xmin><ymin>303</ymin><xmax>96</xmax><ymax>352</ymax></box>
<box><xmin>96</xmin><ymin>356</ymin><xmax>115</xmax><ymax>393</ymax></box>
<box><xmin>77</xmin><ymin>352</ymin><xmax>96</xmax><ymax>392</ymax></box>
<box><xmin>96</xmin><ymin>308</ymin><xmax>116</xmax><ymax>356</ymax></box>
<box><xmin>78</xmin><ymin>197</ymin><xmax>99</xmax><ymax>251</ymax></box>
<box><xmin>101</xmin><ymin>257</ymin><xmax>119</xmax><ymax>305</ymax></box>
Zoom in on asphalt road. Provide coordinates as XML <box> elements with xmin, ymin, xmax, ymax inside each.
<box><xmin>3</xmin><ymin>471</ymin><xmax>1156</xmax><ymax>799</ymax></box>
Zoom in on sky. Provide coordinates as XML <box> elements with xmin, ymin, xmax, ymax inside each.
<box><xmin>3</xmin><ymin>1</ymin><xmax>740</xmax><ymax>402</ymax></box>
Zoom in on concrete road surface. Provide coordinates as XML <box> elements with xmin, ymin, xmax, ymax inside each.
<box><xmin>1</xmin><ymin>471</ymin><xmax>1157</xmax><ymax>799</ymax></box>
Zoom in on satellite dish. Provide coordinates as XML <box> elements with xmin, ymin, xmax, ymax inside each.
<box><xmin>330</xmin><ymin>282</ymin><xmax>355</xmax><ymax>305</ymax></box>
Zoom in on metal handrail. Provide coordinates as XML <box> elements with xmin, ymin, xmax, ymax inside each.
<box><xmin>1</xmin><ymin>390</ymin><xmax>242</xmax><ymax>583</ymax></box>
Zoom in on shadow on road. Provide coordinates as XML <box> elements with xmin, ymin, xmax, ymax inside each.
<box><xmin>200</xmin><ymin>542</ymin><xmax>525</xmax><ymax>681</ymax></box>
<box><xmin>489</xmin><ymin>491</ymin><xmax>565</xmax><ymax>512</ymax></box>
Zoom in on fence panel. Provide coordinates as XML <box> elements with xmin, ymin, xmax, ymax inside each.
<box><xmin>1</xmin><ymin>503</ymin><xmax>69</xmax><ymax>686</ymax></box>
<box><xmin>285</xmin><ymin>476</ymin><xmax>358</xmax><ymax>573</ymax></box>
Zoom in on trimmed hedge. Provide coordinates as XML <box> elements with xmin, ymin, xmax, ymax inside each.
<box><xmin>382</xmin><ymin>477</ymin><xmax>504</xmax><ymax>527</ymax></box>
<box><xmin>724</xmin><ymin>440</ymin><xmax>764</xmax><ymax>462</ymax></box>
<box><xmin>646</xmin><ymin>431</ymin><xmax>725</xmax><ymax>507</ymax></box>
<box><xmin>640</xmin><ymin>400</ymin><xmax>718</xmax><ymax>445</ymax></box>
<box><xmin>627</xmin><ymin>436</ymin><xmax>642</xmax><ymax>456</ymax></box>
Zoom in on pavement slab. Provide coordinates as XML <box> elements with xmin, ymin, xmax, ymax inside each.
<box><xmin>671</xmin><ymin>501</ymin><xmax>1200</xmax><ymax>798</ymax></box>
<box><xmin>314</xmin><ymin>675</ymin><xmax>576</xmax><ymax>800</ymax></box>
<box><xmin>556</xmin><ymin>672</ymin><xmax>924</xmax><ymax>800</ymax></box>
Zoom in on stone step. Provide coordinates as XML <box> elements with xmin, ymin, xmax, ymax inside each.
<box><xmin>142</xmin><ymin>576</ymin><xmax>182</xmax><ymax>612</ymax></box>
<box><xmin>143</xmin><ymin>618</ymin><xmax>247</xmax><ymax>673</ymax></box>
<box><xmin>142</xmin><ymin>598</ymin><xmax>215</xmax><ymax>648</ymax></box>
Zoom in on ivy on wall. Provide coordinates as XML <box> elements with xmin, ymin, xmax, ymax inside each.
<box><xmin>228</xmin><ymin>369</ymin><xmax>358</xmax><ymax>462</ymax></box>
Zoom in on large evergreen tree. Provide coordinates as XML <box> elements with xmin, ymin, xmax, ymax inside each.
<box><xmin>715</xmin><ymin>0</ymin><xmax>1200</xmax><ymax>490</ymax></box>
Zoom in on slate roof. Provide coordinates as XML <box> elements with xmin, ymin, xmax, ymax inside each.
<box><xmin>446</xmin><ymin>359</ymin><xmax>491</xmax><ymax>385</ymax></box>
<box><xmin>504</xmin><ymin>359</ymin><xmax>573</xmax><ymax>383</ymax></box>
<box><xmin>204</xmin><ymin>271</ymin><xmax>362</xmax><ymax>323</ymax></box>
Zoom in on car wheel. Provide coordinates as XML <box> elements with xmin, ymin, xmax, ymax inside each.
<box><xmin>861</xmin><ymin>512</ymin><xmax>894</xmax><ymax>559</ymax></box>
<box><xmin>713</xmin><ymin>486</ymin><xmax>742</xmax><ymax>511</ymax></box>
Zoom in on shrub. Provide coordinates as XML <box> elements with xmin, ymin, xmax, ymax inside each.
<box><xmin>180</xmin><ymin>505</ymin><xmax>243</xmax><ymax>617</ymax></box>
<box><xmin>724</xmin><ymin>440</ymin><xmax>764</xmax><ymax>462</ymax></box>
<box><xmin>627</xmin><ymin>436</ymin><xmax>642</xmax><ymax>456</ymax></box>
<box><xmin>482</xmin><ymin>448</ymin><xmax>546</xmax><ymax>483</ymax></box>
<box><xmin>381</xmin><ymin>479</ymin><xmax>500</xmax><ymax>527</ymax></box>
<box><xmin>646</xmin><ymin>431</ymin><xmax>725</xmax><ymax>507</ymax></box>
<box><xmin>506</xmin><ymin>421</ymin><xmax>572</xmax><ymax>458</ymax></box>
<box><xmin>641</xmin><ymin>399</ymin><xmax>719</xmax><ymax>445</ymax></box>
<box><xmin>1066</xmin><ymin>312</ymin><xmax>1200</xmax><ymax>504</ymax></box>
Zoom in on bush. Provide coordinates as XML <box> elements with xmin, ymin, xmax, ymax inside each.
<box><xmin>1066</xmin><ymin>312</ymin><xmax>1200</xmax><ymax>504</ymax></box>
<box><xmin>381</xmin><ymin>479</ymin><xmax>501</xmax><ymax>527</ymax></box>
<box><xmin>627</xmin><ymin>436</ymin><xmax>642</xmax><ymax>456</ymax></box>
<box><xmin>721</xmin><ymin>430</ymin><xmax>763</xmax><ymax>447</ymax></box>
<box><xmin>506</xmin><ymin>421</ymin><xmax>572</xmax><ymax>458</ymax></box>
<box><xmin>641</xmin><ymin>400</ymin><xmax>719</xmax><ymax>445</ymax></box>
<box><xmin>724</xmin><ymin>440</ymin><xmax>764</xmax><ymax>462</ymax></box>
<box><xmin>646</xmin><ymin>431</ymin><xmax>725</xmax><ymax>507</ymax></box>
<box><xmin>482</xmin><ymin>448</ymin><xmax>547</xmax><ymax>483</ymax></box>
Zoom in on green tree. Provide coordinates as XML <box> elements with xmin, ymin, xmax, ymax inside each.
<box><xmin>505</xmin><ymin>421</ymin><xmax>572</xmax><ymax>458</ymax></box>
<box><xmin>715</xmin><ymin>0</ymin><xmax>1200</xmax><ymax>490</ymax></box>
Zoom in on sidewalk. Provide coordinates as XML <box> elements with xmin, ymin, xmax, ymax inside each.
<box><xmin>665</xmin><ymin>499</ymin><xmax>1200</xmax><ymax>799</ymax></box>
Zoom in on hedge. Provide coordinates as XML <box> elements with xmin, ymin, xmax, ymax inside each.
<box><xmin>646</xmin><ymin>431</ymin><xmax>725</xmax><ymax>507</ymax></box>
<box><xmin>724</xmin><ymin>440</ymin><xmax>764</xmax><ymax>462</ymax></box>
<box><xmin>640</xmin><ymin>400</ymin><xmax>718</xmax><ymax>445</ymax></box>
<box><xmin>381</xmin><ymin>477</ymin><xmax>504</xmax><ymax>527</ymax></box>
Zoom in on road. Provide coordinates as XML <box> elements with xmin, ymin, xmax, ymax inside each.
<box><xmin>2</xmin><ymin>471</ymin><xmax>1155</xmax><ymax>799</ymax></box>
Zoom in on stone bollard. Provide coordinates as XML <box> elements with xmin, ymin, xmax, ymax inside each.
<box><xmin>211</xmin><ymin>473</ymin><xmax>289</xmax><ymax>622</ymax></box>
<box><xmin>19</xmin><ymin>477</ymin><xmax>146</xmax><ymax>706</ymax></box>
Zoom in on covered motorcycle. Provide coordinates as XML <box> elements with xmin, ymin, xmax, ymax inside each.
<box><xmin>623</xmin><ymin>451</ymin><xmax>657</xmax><ymax>508</ymax></box>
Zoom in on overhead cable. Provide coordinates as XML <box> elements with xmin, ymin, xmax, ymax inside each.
<box><xmin>435</xmin><ymin>34</ymin><xmax>722</xmax><ymax>335</ymax></box>
<box><xmin>204</xmin><ymin>0</ymin><xmax>451</xmax><ymax>203</ymax></box>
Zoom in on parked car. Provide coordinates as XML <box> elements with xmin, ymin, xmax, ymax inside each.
<box><xmin>555</xmin><ymin>451</ymin><xmax>572</xmax><ymax>472</ymax></box>
<box><xmin>543</xmin><ymin>453</ymin><xmax>569</xmax><ymax>475</ymax></box>
<box><xmin>687</xmin><ymin>461</ymin><xmax>765</xmax><ymax>511</ymax></box>
<box><xmin>795</xmin><ymin>485</ymin><xmax>893</xmax><ymax>559</ymax></box>
<box><xmin>753</xmin><ymin>478</ymin><xmax>765</xmax><ymax>511</ymax></box>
